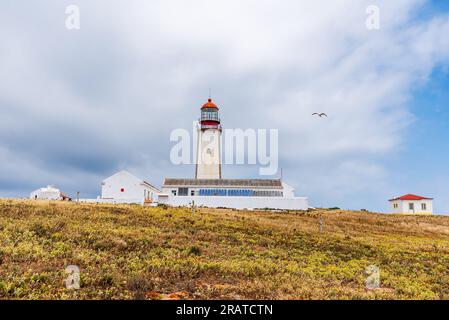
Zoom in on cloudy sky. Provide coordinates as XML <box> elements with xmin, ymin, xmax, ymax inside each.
<box><xmin>1</xmin><ymin>0</ymin><xmax>449</xmax><ymax>213</ymax></box>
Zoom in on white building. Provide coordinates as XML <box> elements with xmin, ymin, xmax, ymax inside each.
<box><xmin>158</xmin><ymin>179</ymin><xmax>308</xmax><ymax>210</ymax></box>
<box><xmin>30</xmin><ymin>185</ymin><xmax>63</xmax><ymax>200</ymax></box>
<box><xmin>389</xmin><ymin>194</ymin><xmax>433</xmax><ymax>215</ymax></box>
<box><xmin>101</xmin><ymin>171</ymin><xmax>160</xmax><ymax>204</ymax></box>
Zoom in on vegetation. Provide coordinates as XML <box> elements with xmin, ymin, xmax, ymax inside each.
<box><xmin>0</xmin><ymin>199</ymin><xmax>448</xmax><ymax>300</ymax></box>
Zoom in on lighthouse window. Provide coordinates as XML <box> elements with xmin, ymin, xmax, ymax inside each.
<box><xmin>201</xmin><ymin>111</ymin><xmax>219</xmax><ymax>121</ymax></box>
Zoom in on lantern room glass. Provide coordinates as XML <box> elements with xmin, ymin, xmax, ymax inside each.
<box><xmin>201</xmin><ymin>108</ymin><xmax>219</xmax><ymax>122</ymax></box>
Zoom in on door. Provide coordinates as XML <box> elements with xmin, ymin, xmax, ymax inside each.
<box><xmin>408</xmin><ymin>202</ymin><xmax>415</xmax><ymax>214</ymax></box>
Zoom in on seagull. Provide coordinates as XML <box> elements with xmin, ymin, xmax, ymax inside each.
<box><xmin>312</xmin><ymin>113</ymin><xmax>328</xmax><ymax>117</ymax></box>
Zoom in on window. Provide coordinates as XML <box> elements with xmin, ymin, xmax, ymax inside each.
<box><xmin>178</xmin><ymin>188</ymin><xmax>188</xmax><ymax>196</ymax></box>
<box><xmin>421</xmin><ymin>203</ymin><xmax>427</xmax><ymax>211</ymax></box>
<box><xmin>409</xmin><ymin>203</ymin><xmax>415</xmax><ymax>210</ymax></box>
<box><xmin>201</xmin><ymin>110</ymin><xmax>219</xmax><ymax>122</ymax></box>
<box><xmin>199</xmin><ymin>189</ymin><xmax>227</xmax><ymax>196</ymax></box>
<box><xmin>252</xmin><ymin>190</ymin><xmax>282</xmax><ymax>197</ymax></box>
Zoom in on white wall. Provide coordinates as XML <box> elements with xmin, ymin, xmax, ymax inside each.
<box><xmin>161</xmin><ymin>186</ymin><xmax>289</xmax><ymax>198</ymax></box>
<box><xmin>196</xmin><ymin>127</ymin><xmax>221</xmax><ymax>179</ymax></box>
<box><xmin>390</xmin><ymin>199</ymin><xmax>433</xmax><ymax>215</ymax></box>
<box><xmin>282</xmin><ymin>182</ymin><xmax>295</xmax><ymax>198</ymax></box>
<box><xmin>101</xmin><ymin>171</ymin><xmax>158</xmax><ymax>201</ymax></box>
<box><xmin>158</xmin><ymin>195</ymin><xmax>309</xmax><ymax>210</ymax></box>
<box><xmin>390</xmin><ymin>200</ymin><xmax>402</xmax><ymax>214</ymax></box>
<box><xmin>80</xmin><ymin>198</ymin><xmax>145</xmax><ymax>205</ymax></box>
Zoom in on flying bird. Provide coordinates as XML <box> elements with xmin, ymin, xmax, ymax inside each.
<box><xmin>312</xmin><ymin>113</ymin><xmax>328</xmax><ymax>117</ymax></box>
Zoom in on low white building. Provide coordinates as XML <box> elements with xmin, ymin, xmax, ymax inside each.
<box><xmin>158</xmin><ymin>178</ymin><xmax>308</xmax><ymax>210</ymax></box>
<box><xmin>389</xmin><ymin>194</ymin><xmax>433</xmax><ymax>215</ymax></box>
<box><xmin>30</xmin><ymin>185</ymin><xmax>63</xmax><ymax>200</ymax></box>
<box><xmin>101</xmin><ymin>171</ymin><xmax>160</xmax><ymax>204</ymax></box>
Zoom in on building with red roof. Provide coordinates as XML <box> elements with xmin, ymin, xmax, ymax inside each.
<box><xmin>389</xmin><ymin>194</ymin><xmax>433</xmax><ymax>215</ymax></box>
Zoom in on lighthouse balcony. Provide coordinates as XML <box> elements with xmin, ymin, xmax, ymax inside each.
<box><xmin>200</xmin><ymin>115</ymin><xmax>220</xmax><ymax>122</ymax></box>
<box><xmin>201</xmin><ymin>123</ymin><xmax>222</xmax><ymax>130</ymax></box>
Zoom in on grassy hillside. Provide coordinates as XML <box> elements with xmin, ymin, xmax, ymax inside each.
<box><xmin>0</xmin><ymin>199</ymin><xmax>448</xmax><ymax>300</ymax></box>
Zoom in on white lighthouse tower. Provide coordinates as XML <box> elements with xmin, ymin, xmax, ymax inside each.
<box><xmin>195</xmin><ymin>98</ymin><xmax>222</xmax><ymax>179</ymax></box>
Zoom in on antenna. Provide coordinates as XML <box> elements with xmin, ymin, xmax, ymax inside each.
<box><xmin>209</xmin><ymin>88</ymin><xmax>212</xmax><ymax>99</ymax></box>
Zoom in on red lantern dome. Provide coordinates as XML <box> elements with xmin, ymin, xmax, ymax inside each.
<box><xmin>202</xmin><ymin>98</ymin><xmax>218</xmax><ymax>109</ymax></box>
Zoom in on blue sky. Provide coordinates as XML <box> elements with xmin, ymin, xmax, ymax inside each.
<box><xmin>386</xmin><ymin>66</ymin><xmax>449</xmax><ymax>213</ymax></box>
<box><xmin>1</xmin><ymin>0</ymin><xmax>449</xmax><ymax>214</ymax></box>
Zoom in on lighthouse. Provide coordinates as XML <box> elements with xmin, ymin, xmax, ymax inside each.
<box><xmin>195</xmin><ymin>98</ymin><xmax>222</xmax><ymax>179</ymax></box>
<box><xmin>160</xmin><ymin>96</ymin><xmax>308</xmax><ymax>210</ymax></box>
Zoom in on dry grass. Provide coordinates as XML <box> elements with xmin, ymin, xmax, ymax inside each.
<box><xmin>0</xmin><ymin>199</ymin><xmax>448</xmax><ymax>300</ymax></box>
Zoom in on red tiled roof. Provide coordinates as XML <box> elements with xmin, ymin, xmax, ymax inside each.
<box><xmin>389</xmin><ymin>194</ymin><xmax>433</xmax><ymax>201</ymax></box>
